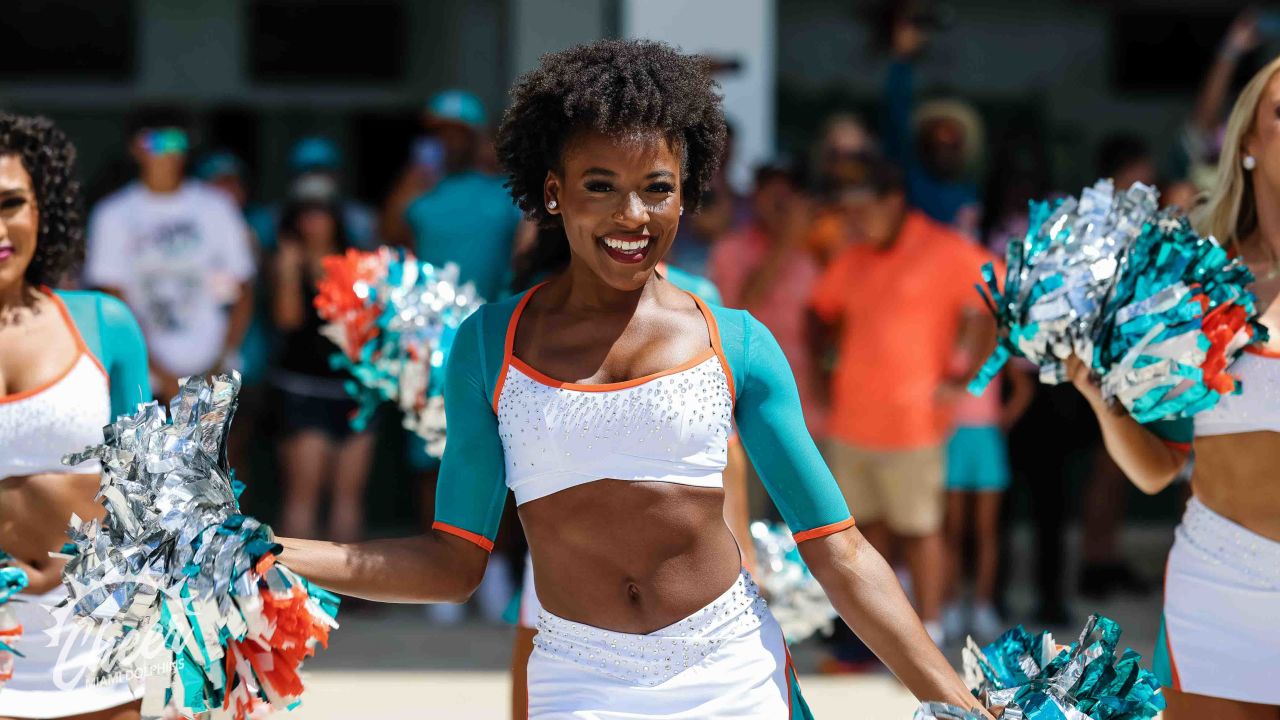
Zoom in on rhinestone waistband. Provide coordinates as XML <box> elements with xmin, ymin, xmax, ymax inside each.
<box><xmin>1177</xmin><ymin>497</ymin><xmax>1280</xmax><ymax>589</ymax></box>
<box><xmin>532</xmin><ymin>570</ymin><xmax>769</xmax><ymax>687</ymax></box>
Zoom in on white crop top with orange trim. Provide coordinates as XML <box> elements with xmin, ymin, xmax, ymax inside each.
<box><xmin>1195</xmin><ymin>346</ymin><xmax>1280</xmax><ymax>437</ymax></box>
<box><xmin>495</xmin><ymin>286</ymin><xmax>734</xmax><ymax>505</ymax></box>
<box><xmin>0</xmin><ymin>301</ymin><xmax>109</xmax><ymax>480</ymax></box>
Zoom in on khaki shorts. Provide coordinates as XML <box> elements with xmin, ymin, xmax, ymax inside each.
<box><xmin>825</xmin><ymin>441</ymin><xmax>945</xmax><ymax>536</ymax></box>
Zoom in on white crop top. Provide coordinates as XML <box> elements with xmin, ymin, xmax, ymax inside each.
<box><xmin>1195</xmin><ymin>346</ymin><xmax>1280</xmax><ymax>437</ymax></box>
<box><xmin>494</xmin><ymin>289</ymin><xmax>734</xmax><ymax>505</ymax></box>
<box><xmin>0</xmin><ymin>343</ymin><xmax>109</xmax><ymax>481</ymax></box>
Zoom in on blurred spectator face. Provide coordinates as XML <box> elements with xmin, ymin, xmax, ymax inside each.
<box><xmin>1098</xmin><ymin>134</ymin><xmax>1154</xmax><ymax>190</ymax></box>
<box><xmin>207</xmin><ymin>173</ymin><xmax>247</xmax><ymax>208</ymax></box>
<box><xmin>1113</xmin><ymin>157</ymin><xmax>1156</xmax><ymax>190</ymax></box>
<box><xmin>819</xmin><ymin>119</ymin><xmax>872</xmax><ymax>188</ymax></box>
<box><xmin>843</xmin><ymin>188</ymin><xmax>907</xmax><ymax>249</ymax></box>
<box><xmin>131</xmin><ymin>127</ymin><xmax>187</xmax><ymax>188</ymax></box>
<box><xmin>436</xmin><ymin>123</ymin><xmax>477</xmax><ymax>170</ymax></box>
<box><xmin>752</xmin><ymin>171</ymin><xmax>796</xmax><ymax>235</ymax></box>
<box><xmin>195</xmin><ymin>152</ymin><xmax>248</xmax><ymax>208</ymax></box>
<box><xmin>296</xmin><ymin>205</ymin><xmax>338</xmax><ymax>252</ymax></box>
<box><xmin>919</xmin><ymin>117</ymin><xmax>965</xmax><ymax>180</ymax></box>
<box><xmin>1161</xmin><ymin>180</ymin><xmax>1199</xmax><ymax>214</ymax></box>
<box><xmin>424</xmin><ymin>90</ymin><xmax>487</xmax><ymax>173</ymax></box>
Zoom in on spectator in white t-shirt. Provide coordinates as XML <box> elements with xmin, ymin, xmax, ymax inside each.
<box><xmin>86</xmin><ymin>107</ymin><xmax>255</xmax><ymax>399</ymax></box>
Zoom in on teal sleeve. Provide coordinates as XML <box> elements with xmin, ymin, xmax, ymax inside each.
<box><xmin>57</xmin><ymin>290</ymin><xmax>151</xmax><ymax>418</ymax></box>
<box><xmin>432</xmin><ymin>306</ymin><xmax>509</xmax><ymax>551</ymax></box>
<box><xmin>731</xmin><ymin>312</ymin><xmax>854</xmax><ymax>540</ymax></box>
<box><xmin>97</xmin><ymin>294</ymin><xmax>152</xmax><ymax>417</ymax></box>
<box><xmin>1144</xmin><ymin>417</ymin><xmax>1193</xmax><ymax>448</ymax></box>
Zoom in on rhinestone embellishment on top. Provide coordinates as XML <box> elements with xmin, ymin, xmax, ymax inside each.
<box><xmin>498</xmin><ymin>355</ymin><xmax>734</xmax><ymax>495</ymax></box>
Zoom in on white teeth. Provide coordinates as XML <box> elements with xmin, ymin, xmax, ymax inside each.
<box><xmin>603</xmin><ymin>237</ymin><xmax>650</xmax><ymax>252</ymax></box>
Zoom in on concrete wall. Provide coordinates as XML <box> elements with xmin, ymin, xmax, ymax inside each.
<box><xmin>0</xmin><ymin>0</ymin><xmax>511</xmax><ymax>200</ymax></box>
<box><xmin>509</xmin><ymin>0</ymin><xmax>614</xmax><ymax>80</ymax></box>
<box><xmin>621</xmin><ymin>0</ymin><xmax>776</xmax><ymax>192</ymax></box>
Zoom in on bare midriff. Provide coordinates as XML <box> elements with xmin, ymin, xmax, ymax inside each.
<box><xmin>0</xmin><ymin>471</ymin><xmax>103</xmax><ymax>589</ymax></box>
<box><xmin>519</xmin><ymin>479</ymin><xmax>742</xmax><ymax>635</ymax></box>
<box><xmin>1190</xmin><ymin>432</ymin><xmax>1280</xmax><ymax>542</ymax></box>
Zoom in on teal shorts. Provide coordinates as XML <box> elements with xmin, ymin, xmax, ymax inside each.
<box><xmin>945</xmin><ymin>425</ymin><xmax>1011</xmax><ymax>492</ymax></box>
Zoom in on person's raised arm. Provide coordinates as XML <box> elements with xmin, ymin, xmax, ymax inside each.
<box><xmin>278</xmin><ymin>308</ymin><xmax>506</xmax><ymax>602</ymax></box>
<box><xmin>731</xmin><ymin>313</ymin><xmax>987</xmax><ymax>714</ymax></box>
<box><xmin>1065</xmin><ymin>356</ymin><xmax>1190</xmax><ymax>495</ymax></box>
<box><xmin>270</xmin><ymin>238</ymin><xmax>308</xmax><ymax>331</ymax></box>
<box><xmin>1192</xmin><ymin>13</ymin><xmax>1260</xmax><ymax>136</ymax></box>
<box><xmin>883</xmin><ymin>17</ymin><xmax>927</xmax><ymax>169</ymax></box>
<box><xmin>380</xmin><ymin>166</ymin><xmax>434</xmax><ymax>248</ymax></box>
<box><xmin>218</xmin><ymin>281</ymin><xmax>253</xmax><ymax>371</ymax></box>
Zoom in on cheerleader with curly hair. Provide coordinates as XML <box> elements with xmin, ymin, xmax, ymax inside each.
<box><xmin>279</xmin><ymin>40</ymin><xmax>986</xmax><ymax>718</ymax></box>
<box><xmin>0</xmin><ymin>113</ymin><xmax>150</xmax><ymax>719</ymax></box>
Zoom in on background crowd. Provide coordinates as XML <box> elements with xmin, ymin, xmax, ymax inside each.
<box><xmin>18</xmin><ymin>1</ymin><xmax>1276</xmax><ymax>673</ymax></box>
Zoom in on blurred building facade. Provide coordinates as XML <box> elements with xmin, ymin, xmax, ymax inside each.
<box><xmin>2</xmin><ymin>0</ymin><xmax>1258</xmax><ymax>207</ymax></box>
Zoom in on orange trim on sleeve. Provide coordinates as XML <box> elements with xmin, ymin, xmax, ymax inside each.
<box><xmin>793</xmin><ymin>516</ymin><xmax>856</xmax><ymax>543</ymax></box>
<box><xmin>492</xmin><ymin>283</ymin><xmax>548</xmax><ymax>412</ymax></box>
<box><xmin>1245</xmin><ymin>344</ymin><xmax>1280</xmax><ymax>359</ymax></box>
<box><xmin>432</xmin><ymin>521</ymin><xmax>495</xmax><ymax>552</ymax></box>
<box><xmin>688</xmin><ymin>292</ymin><xmax>735</xmax><ymax>402</ymax></box>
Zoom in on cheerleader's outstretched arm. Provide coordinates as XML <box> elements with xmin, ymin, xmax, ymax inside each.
<box><xmin>731</xmin><ymin>312</ymin><xmax>988</xmax><ymax>715</ymax></box>
<box><xmin>277</xmin><ymin>533</ymin><xmax>489</xmax><ymax>604</ymax></box>
<box><xmin>281</xmin><ymin>309</ymin><xmax>508</xmax><ymax>602</ymax></box>
<box><xmin>803</xmin><ymin>529</ymin><xmax>987</xmax><ymax>715</ymax></box>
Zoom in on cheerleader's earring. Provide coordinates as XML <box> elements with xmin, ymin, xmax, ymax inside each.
<box><xmin>547</xmin><ymin>199</ymin><xmax>558</xmax><ymax>210</ymax></box>
<box><xmin>679</xmin><ymin>206</ymin><xmax>684</xmax><ymax>216</ymax></box>
<box><xmin>1243</xmin><ymin>155</ymin><xmax>1257</xmax><ymax>171</ymax></box>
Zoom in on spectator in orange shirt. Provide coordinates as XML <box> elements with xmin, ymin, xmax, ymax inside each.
<box><xmin>809</xmin><ymin>153</ymin><xmax>994</xmax><ymax>642</ymax></box>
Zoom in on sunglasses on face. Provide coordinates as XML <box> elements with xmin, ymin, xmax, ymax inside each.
<box><xmin>142</xmin><ymin>128</ymin><xmax>189</xmax><ymax>155</ymax></box>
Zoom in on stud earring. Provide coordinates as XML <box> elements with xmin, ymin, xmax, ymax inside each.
<box><xmin>1243</xmin><ymin>155</ymin><xmax>1257</xmax><ymax>171</ymax></box>
<box><xmin>547</xmin><ymin>199</ymin><xmax>558</xmax><ymax>209</ymax></box>
<box><xmin>679</xmin><ymin>206</ymin><xmax>684</xmax><ymax>216</ymax></box>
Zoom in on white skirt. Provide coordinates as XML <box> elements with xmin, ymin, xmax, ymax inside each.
<box><xmin>527</xmin><ymin>570</ymin><xmax>807</xmax><ymax>719</ymax></box>
<box><xmin>0</xmin><ymin>585</ymin><xmax>142</xmax><ymax>718</ymax></box>
<box><xmin>1160</xmin><ymin>497</ymin><xmax>1280</xmax><ymax>704</ymax></box>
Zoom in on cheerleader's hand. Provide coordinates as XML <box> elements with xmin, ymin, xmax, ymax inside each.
<box><xmin>1065</xmin><ymin>354</ymin><xmax>1104</xmax><ymax>409</ymax></box>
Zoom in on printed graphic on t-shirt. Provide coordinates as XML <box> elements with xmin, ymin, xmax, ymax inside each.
<box><xmin>137</xmin><ymin>220</ymin><xmax>205</xmax><ymax>332</ymax></box>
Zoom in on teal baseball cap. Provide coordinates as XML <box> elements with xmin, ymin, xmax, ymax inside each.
<box><xmin>194</xmin><ymin>151</ymin><xmax>243</xmax><ymax>181</ymax></box>
<box><xmin>290</xmin><ymin>136</ymin><xmax>341</xmax><ymax>171</ymax></box>
<box><xmin>425</xmin><ymin>90</ymin><xmax>487</xmax><ymax>129</ymax></box>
